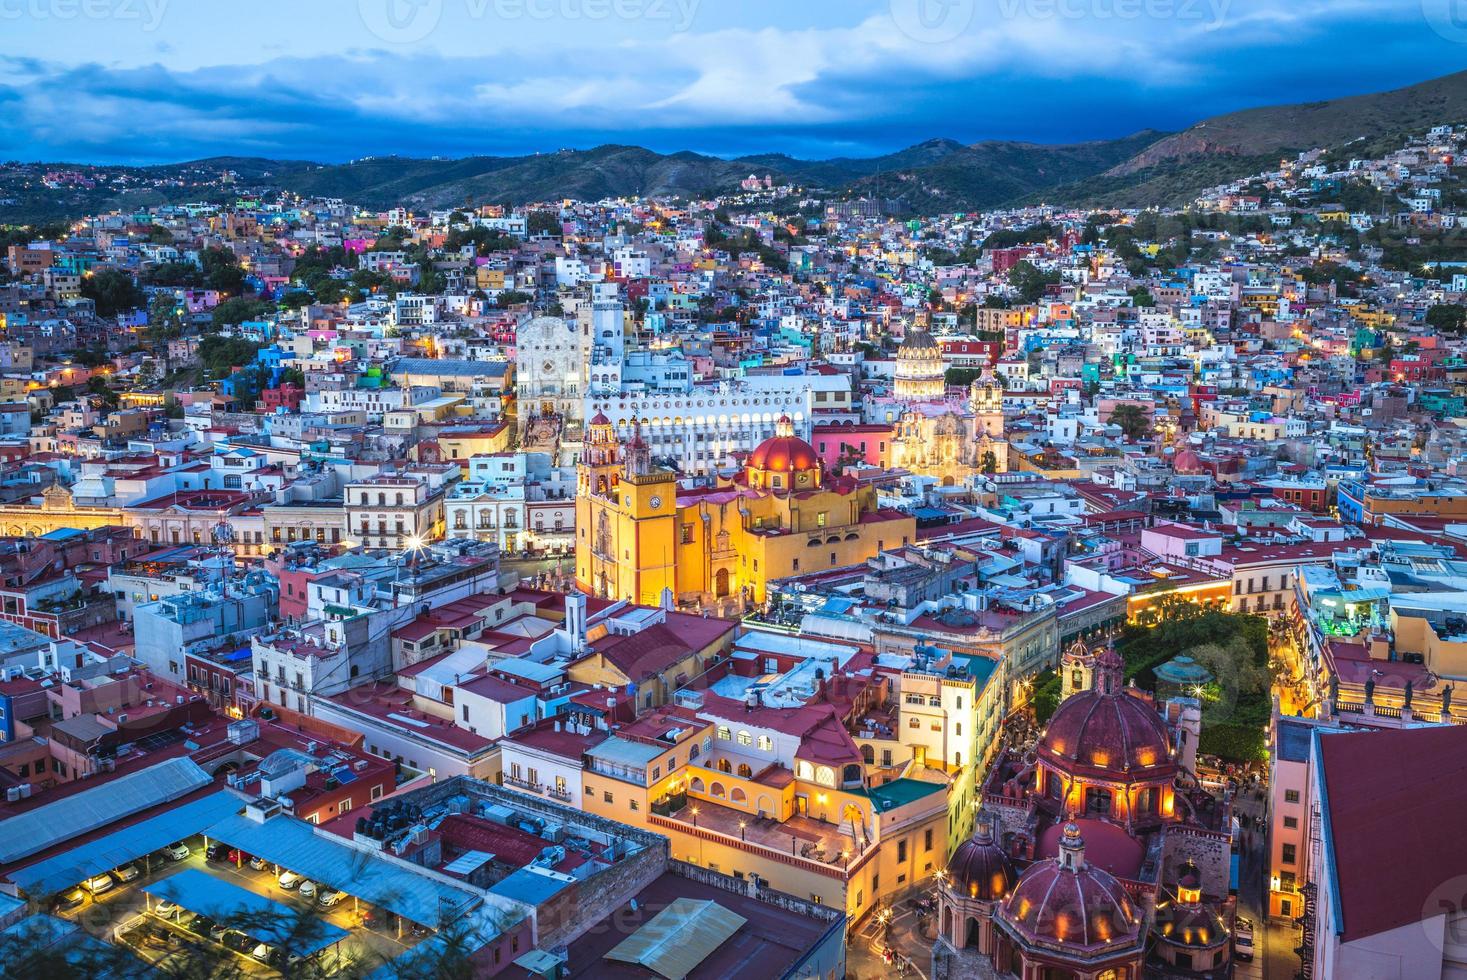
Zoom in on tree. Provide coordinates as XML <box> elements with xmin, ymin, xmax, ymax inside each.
<box><xmin>80</xmin><ymin>269</ymin><xmax>145</xmax><ymax>317</ymax></box>
<box><xmin>981</xmin><ymin>450</ymin><xmax>998</xmax><ymax>475</ymax></box>
<box><xmin>1128</xmin><ymin>286</ymin><xmax>1155</xmax><ymax>308</ymax></box>
<box><xmin>526</xmin><ymin>210</ymin><xmax>562</xmax><ymax>237</ymax></box>
<box><xmin>211</xmin><ymin>297</ymin><xmax>272</xmax><ymax>331</ymax></box>
<box><xmin>1108</xmin><ymin>404</ymin><xmax>1152</xmax><ymax>441</ymax></box>
<box><xmin>198</xmin><ymin>335</ymin><xmax>262</xmax><ymax>378</ymax></box>
<box><xmin>199</xmin><ymin>246</ymin><xmax>246</xmax><ymax>294</ymax></box>
<box><xmin>1008</xmin><ymin>261</ymin><xmax>1060</xmax><ymax>304</ymax></box>
<box><xmin>1425</xmin><ymin>303</ymin><xmax>1467</xmax><ymax>334</ymax></box>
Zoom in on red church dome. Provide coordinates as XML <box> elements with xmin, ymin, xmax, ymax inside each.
<box><xmin>589</xmin><ymin>410</ymin><xmax>611</xmax><ymax>427</ymax></box>
<box><xmin>1039</xmin><ymin>688</ymin><xmax>1173</xmax><ymax>775</ymax></box>
<box><xmin>947</xmin><ymin>822</ymin><xmax>1016</xmax><ymax>901</ymax></box>
<box><xmin>748</xmin><ymin>416</ymin><xmax>819</xmax><ymax>474</ymax></box>
<box><xmin>1172</xmin><ymin>448</ymin><xmax>1206</xmax><ymax>474</ymax></box>
<box><xmin>1002</xmin><ymin>823</ymin><xmax>1141</xmax><ymax>950</ymax></box>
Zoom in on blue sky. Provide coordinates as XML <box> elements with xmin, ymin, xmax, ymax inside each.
<box><xmin>1</xmin><ymin>0</ymin><xmax>1463</xmax><ymax>164</ymax></box>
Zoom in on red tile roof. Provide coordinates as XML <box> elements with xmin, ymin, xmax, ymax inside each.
<box><xmin>1318</xmin><ymin>725</ymin><xmax>1467</xmax><ymax>942</ymax></box>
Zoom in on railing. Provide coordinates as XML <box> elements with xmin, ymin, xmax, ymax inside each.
<box><xmin>546</xmin><ymin>786</ymin><xmax>572</xmax><ymax>802</ymax></box>
<box><xmin>502</xmin><ymin>774</ymin><xmax>542</xmax><ymax>793</ymax></box>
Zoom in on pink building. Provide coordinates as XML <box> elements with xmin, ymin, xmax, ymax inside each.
<box><xmin>811</xmin><ymin>423</ymin><xmax>893</xmax><ymax>469</ymax></box>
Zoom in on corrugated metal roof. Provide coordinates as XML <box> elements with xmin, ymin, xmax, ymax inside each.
<box><xmin>0</xmin><ymin>758</ymin><xmax>214</xmax><ymax>864</ymax></box>
<box><xmin>143</xmin><ymin>868</ymin><xmax>348</xmax><ymax>955</ymax></box>
<box><xmin>604</xmin><ymin>898</ymin><xmax>746</xmax><ymax>980</ymax></box>
<box><xmin>204</xmin><ymin>813</ymin><xmax>478</xmax><ymax>927</ymax></box>
<box><xmin>9</xmin><ymin>790</ymin><xmax>244</xmax><ymax>897</ymax></box>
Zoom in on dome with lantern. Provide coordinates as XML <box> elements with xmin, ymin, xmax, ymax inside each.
<box><xmin>746</xmin><ymin>415</ymin><xmax>822</xmax><ymax>492</ymax></box>
<box><xmin>946</xmin><ymin>820</ymin><xmax>1017</xmax><ymax>902</ymax></box>
<box><xmin>1000</xmin><ymin>823</ymin><xmax>1142</xmax><ymax>954</ymax></box>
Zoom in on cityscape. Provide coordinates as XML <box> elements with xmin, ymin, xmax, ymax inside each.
<box><xmin>1</xmin><ymin>3</ymin><xmax>1466</xmax><ymax>979</ymax></box>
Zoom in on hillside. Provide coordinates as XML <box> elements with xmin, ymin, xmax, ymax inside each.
<box><xmin>1050</xmin><ymin>69</ymin><xmax>1467</xmax><ymax>207</ymax></box>
<box><xmin>6</xmin><ymin>69</ymin><xmax>1467</xmax><ymax>221</ymax></box>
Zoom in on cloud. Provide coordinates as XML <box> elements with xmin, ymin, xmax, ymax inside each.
<box><xmin>0</xmin><ymin>0</ymin><xmax>1458</xmax><ymax>163</ymax></box>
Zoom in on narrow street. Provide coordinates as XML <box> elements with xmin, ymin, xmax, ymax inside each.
<box><xmin>1233</xmin><ymin>782</ymin><xmax>1302</xmax><ymax>980</ymax></box>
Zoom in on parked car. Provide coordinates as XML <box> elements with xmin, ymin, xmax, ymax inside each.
<box><xmin>251</xmin><ymin>943</ymin><xmax>273</xmax><ymax>962</ymax></box>
<box><xmin>189</xmin><ymin>916</ymin><xmax>216</xmax><ymax>937</ymax></box>
<box><xmin>299</xmin><ymin>880</ymin><xmax>317</xmax><ymax>899</ymax></box>
<box><xmin>278</xmin><ymin>870</ymin><xmax>304</xmax><ymax>890</ymax></box>
<box><xmin>248</xmin><ymin>856</ymin><xmax>267</xmax><ymax>871</ymax></box>
<box><xmin>55</xmin><ymin>888</ymin><xmax>86</xmax><ymax>912</ymax></box>
<box><xmin>208</xmin><ymin>922</ymin><xmax>231</xmax><ymax>944</ymax></box>
<box><xmin>205</xmin><ymin>843</ymin><xmax>230</xmax><ymax>862</ymax></box>
<box><xmin>161</xmin><ymin>841</ymin><xmax>190</xmax><ymax>861</ymax></box>
<box><xmin>317</xmin><ymin>888</ymin><xmax>344</xmax><ymax>909</ymax></box>
<box><xmin>154</xmin><ymin>900</ymin><xmax>181</xmax><ymax>919</ymax></box>
<box><xmin>113</xmin><ymin>864</ymin><xmax>140</xmax><ymax>883</ymax></box>
<box><xmin>1234</xmin><ymin>916</ymin><xmax>1255</xmax><ymax>961</ymax></box>
<box><xmin>84</xmin><ymin>873</ymin><xmax>115</xmax><ymax>896</ymax></box>
<box><xmin>222</xmin><ymin>930</ymin><xmax>252</xmax><ymax>953</ymax></box>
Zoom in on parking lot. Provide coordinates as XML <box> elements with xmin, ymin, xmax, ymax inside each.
<box><xmin>52</xmin><ymin>832</ymin><xmax>433</xmax><ymax>975</ymax></box>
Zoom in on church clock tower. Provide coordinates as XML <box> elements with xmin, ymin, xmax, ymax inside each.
<box><xmin>575</xmin><ymin>416</ymin><xmax>677</xmax><ymax>605</ymax></box>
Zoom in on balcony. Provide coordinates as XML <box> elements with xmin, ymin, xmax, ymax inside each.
<box><xmin>502</xmin><ymin>774</ymin><xmax>543</xmax><ymax>793</ymax></box>
<box><xmin>546</xmin><ymin>786</ymin><xmax>573</xmax><ymax>802</ymax></box>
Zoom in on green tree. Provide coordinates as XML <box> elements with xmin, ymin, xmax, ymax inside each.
<box><xmin>526</xmin><ymin>210</ymin><xmax>563</xmax><ymax>237</ymax></box>
<box><xmin>1108</xmin><ymin>403</ymin><xmax>1152</xmax><ymax>440</ymax></box>
<box><xmin>211</xmin><ymin>298</ymin><xmax>272</xmax><ymax>331</ymax></box>
<box><xmin>1425</xmin><ymin>303</ymin><xmax>1467</xmax><ymax>334</ymax></box>
<box><xmin>199</xmin><ymin>246</ymin><xmax>246</xmax><ymax>294</ymax></box>
<box><xmin>80</xmin><ymin>269</ymin><xmax>145</xmax><ymax>317</ymax></box>
<box><xmin>1008</xmin><ymin>261</ymin><xmax>1061</xmax><ymax>304</ymax></box>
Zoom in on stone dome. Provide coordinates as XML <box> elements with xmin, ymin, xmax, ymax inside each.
<box><xmin>947</xmin><ymin>822</ymin><xmax>1016</xmax><ymax>902</ymax></box>
<box><xmin>1039</xmin><ymin>689</ymin><xmax>1173</xmax><ymax>775</ymax></box>
<box><xmin>1002</xmin><ymin>823</ymin><xmax>1141</xmax><ymax>950</ymax></box>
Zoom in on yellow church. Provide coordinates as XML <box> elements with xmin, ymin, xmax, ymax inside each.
<box><xmin>575</xmin><ymin>413</ymin><xmax>915</xmax><ymax>607</ymax></box>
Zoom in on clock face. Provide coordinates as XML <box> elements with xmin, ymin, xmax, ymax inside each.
<box><xmin>649</xmin><ymin>495</ymin><xmax>663</xmax><ymax>509</ymax></box>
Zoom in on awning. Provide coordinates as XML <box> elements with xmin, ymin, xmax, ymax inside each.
<box><xmin>143</xmin><ymin>868</ymin><xmax>348</xmax><ymax>956</ymax></box>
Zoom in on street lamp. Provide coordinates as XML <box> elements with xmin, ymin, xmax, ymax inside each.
<box><xmin>739</xmin><ymin>819</ymin><xmax>747</xmax><ymax>841</ymax></box>
<box><xmin>691</xmin><ymin>806</ymin><xmax>699</xmax><ymax>828</ymax></box>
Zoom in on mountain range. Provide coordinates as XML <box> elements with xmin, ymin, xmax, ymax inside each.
<box><xmin>6</xmin><ymin>69</ymin><xmax>1467</xmax><ymax>223</ymax></box>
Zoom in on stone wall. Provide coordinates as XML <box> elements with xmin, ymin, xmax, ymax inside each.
<box><xmin>1160</xmin><ymin>827</ymin><xmax>1232</xmax><ymax>899</ymax></box>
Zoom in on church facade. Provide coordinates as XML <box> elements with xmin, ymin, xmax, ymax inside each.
<box><xmin>575</xmin><ymin>414</ymin><xmax>915</xmax><ymax>608</ymax></box>
<box><xmin>932</xmin><ymin>637</ymin><xmax>1235</xmax><ymax>980</ymax></box>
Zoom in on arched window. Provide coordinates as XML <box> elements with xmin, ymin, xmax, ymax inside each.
<box><xmin>737</xmin><ymin>763</ymin><xmax>753</xmax><ymax>778</ymax></box>
<box><xmin>756</xmin><ymin>734</ymin><xmax>773</xmax><ymax>752</ymax></box>
<box><xmin>815</xmin><ymin>765</ymin><xmax>836</xmax><ymax>788</ymax></box>
<box><xmin>861</xmin><ymin>744</ymin><xmax>874</xmax><ymax>764</ymax></box>
<box><xmin>796</xmin><ymin>760</ymin><xmax>814</xmax><ymax>781</ymax></box>
<box><xmin>710</xmin><ymin>782</ymin><xmax>726</xmax><ymax>799</ymax></box>
<box><xmin>731</xmin><ymin>787</ymin><xmax>746</xmax><ymax>803</ymax></box>
<box><xmin>689</xmin><ymin>777</ymin><xmax>705</xmax><ymax>794</ymax></box>
<box><xmin>736</xmin><ymin>731</ymin><xmax>753</xmax><ymax>747</ymax></box>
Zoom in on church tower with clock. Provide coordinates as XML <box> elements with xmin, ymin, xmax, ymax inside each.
<box><xmin>575</xmin><ymin>416</ymin><xmax>677</xmax><ymax>605</ymax></box>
